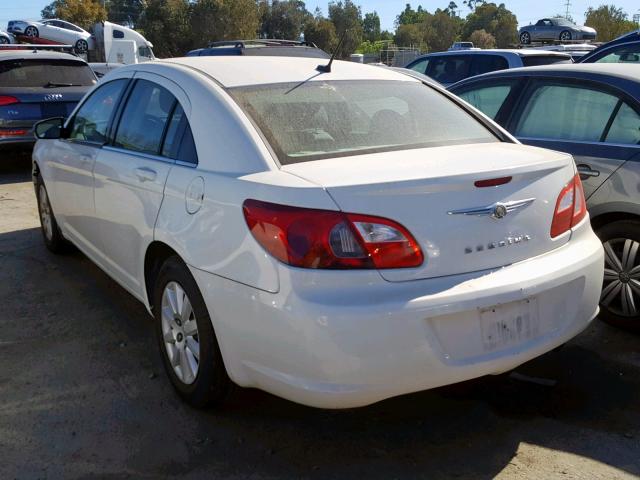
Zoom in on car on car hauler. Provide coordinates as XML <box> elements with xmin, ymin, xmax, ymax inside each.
<box><xmin>31</xmin><ymin>57</ymin><xmax>604</xmax><ymax>409</ymax></box>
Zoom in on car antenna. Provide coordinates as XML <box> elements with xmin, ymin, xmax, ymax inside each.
<box><xmin>316</xmin><ymin>29</ymin><xmax>348</xmax><ymax>73</ymax></box>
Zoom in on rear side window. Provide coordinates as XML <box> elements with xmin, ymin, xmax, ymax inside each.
<box><xmin>457</xmin><ymin>83</ymin><xmax>514</xmax><ymax>119</ymax></box>
<box><xmin>593</xmin><ymin>44</ymin><xmax>640</xmax><ymax>63</ymax></box>
<box><xmin>408</xmin><ymin>58</ymin><xmax>429</xmax><ymax>75</ymax></box>
<box><xmin>0</xmin><ymin>59</ymin><xmax>96</xmax><ymax>87</ymax></box>
<box><xmin>514</xmin><ymin>84</ymin><xmax>620</xmax><ymax>141</ymax></box>
<box><xmin>470</xmin><ymin>55</ymin><xmax>508</xmax><ymax>76</ymax></box>
<box><xmin>114</xmin><ymin>80</ymin><xmax>176</xmax><ymax>155</ymax></box>
<box><xmin>162</xmin><ymin>104</ymin><xmax>198</xmax><ymax>164</ymax></box>
<box><xmin>68</xmin><ymin>79</ymin><xmax>128</xmax><ymax>144</ymax></box>
<box><xmin>426</xmin><ymin>56</ymin><xmax>471</xmax><ymax>84</ymax></box>
<box><xmin>605</xmin><ymin>103</ymin><xmax>640</xmax><ymax>144</ymax></box>
<box><xmin>521</xmin><ymin>55</ymin><xmax>572</xmax><ymax>67</ymax></box>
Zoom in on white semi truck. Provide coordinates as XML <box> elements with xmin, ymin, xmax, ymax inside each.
<box><xmin>88</xmin><ymin>21</ymin><xmax>155</xmax><ymax>77</ymax></box>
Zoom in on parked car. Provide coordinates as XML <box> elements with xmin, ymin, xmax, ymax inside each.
<box><xmin>32</xmin><ymin>57</ymin><xmax>603</xmax><ymax>409</ymax></box>
<box><xmin>186</xmin><ymin>39</ymin><xmax>329</xmax><ymax>58</ymax></box>
<box><xmin>519</xmin><ymin>18</ymin><xmax>597</xmax><ymax>44</ymax></box>
<box><xmin>578</xmin><ymin>29</ymin><xmax>639</xmax><ymax>63</ymax></box>
<box><xmin>448</xmin><ymin>42</ymin><xmax>479</xmax><ymax>51</ymax></box>
<box><xmin>578</xmin><ymin>39</ymin><xmax>640</xmax><ymax>64</ymax></box>
<box><xmin>405</xmin><ymin>49</ymin><xmax>572</xmax><ymax>87</ymax></box>
<box><xmin>0</xmin><ymin>30</ymin><xmax>15</xmax><ymax>44</ymax></box>
<box><xmin>449</xmin><ymin>64</ymin><xmax>640</xmax><ymax>331</ymax></box>
<box><xmin>7</xmin><ymin>19</ymin><xmax>92</xmax><ymax>53</ymax></box>
<box><xmin>0</xmin><ymin>50</ymin><xmax>96</xmax><ymax>149</ymax></box>
<box><xmin>534</xmin><ymin>43</ymin><xmax>597</xmax><ymax>61</ymax></box>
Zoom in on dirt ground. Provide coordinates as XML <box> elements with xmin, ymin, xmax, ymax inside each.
<box><xmin>0</xmin><ymin>154</ymin><xmax>639</xmax><ymax>479</ymax></box>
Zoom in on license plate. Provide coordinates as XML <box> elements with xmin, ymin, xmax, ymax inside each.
<box><xmin>480</xmin><ymin>298</ymin><xmax>539</xmax><ymax>352</ymax></box>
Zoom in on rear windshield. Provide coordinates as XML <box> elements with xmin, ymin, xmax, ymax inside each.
<box><xmin>0</xmin><ymin>59</ymin><xmax>96</xmax><ymax>87</ymax></box>
<box><xmin>521</xmin><ymin>55</ymin><xmax>573</xmax><ymax>67</ymax></box>
<box><xmin>230</xmin><ymin>80</ymin><xmax>498</xmax><ymax>164</ymax></box>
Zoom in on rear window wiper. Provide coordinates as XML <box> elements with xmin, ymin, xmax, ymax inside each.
<box><xmin>45</xmin><ymin>82</ymin><xmax>81</xmax><ymax>87</ymax></box>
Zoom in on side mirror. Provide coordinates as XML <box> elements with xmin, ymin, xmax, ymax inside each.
<box><xmin>34</xmin><ymin>117</ymin><xmax>65</xmax><ymax>140</ymax></box>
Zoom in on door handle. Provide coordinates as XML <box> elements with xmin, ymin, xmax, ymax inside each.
<box><xmin>134</xmin><ymin>167</ymin><xmax>157</xmax><ymax>182</ymax></box>
<box><xmin>576</xmin><ymin>164</ymin><xmax>600</xmax><ymax>179</ymax></box>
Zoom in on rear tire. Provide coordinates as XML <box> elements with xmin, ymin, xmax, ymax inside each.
<box><xmin>560</xmin><ymin>30</ymin><xmax>572</xmax><ymax>41</ymax></box>
<box><xmin>520</xmin><ymin>32</ymin><xmax>531</xmax><ymax>44</ymax></box>
<box><xmin>35</xmin><ymin>175</ymin><xmax>70</xmax><ymax>254</ymax></box>
<box><xmin>24</xmin><ymin>26</ymin><xmax>39</xmax><ymax>38</ymax></box>
<box><xmin>0</xmin><ymin>36</ymin><xmax>9</xmax><ymax>45</ymax></box>
<box><xmin>153</xmin><ymin>256</ymin><xmax>232</xmax><ymax>407</ymax></box>
<box><xmin>595</xmin><ymin>220</ymin><xmax>640</xmax><ymax>332</ymax></box>
<box><xmin>75</xmin><ymin>39</ymin><xmax>88</xmax><ymax>53</ymax></box>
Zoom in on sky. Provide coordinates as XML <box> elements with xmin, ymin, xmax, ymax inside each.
<box><xmin>1</xmin><ymin>0</ymin><xmax>639</xmax><ymax>33</ymax></box>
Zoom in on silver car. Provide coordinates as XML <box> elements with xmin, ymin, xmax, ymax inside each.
<box><xmin>519</xmin><ymin>18</ymin><xmax>597</xmax><ymax>44</ymax></box>
<box><xmin>0</xmin><ymin>30</ymin><xmax>14</xmax><ymax>44</ymax></box>
<box><xmin>7</xmin><ymin>19</ymin><xmax>92</xmax><ymax>53</ymax></box>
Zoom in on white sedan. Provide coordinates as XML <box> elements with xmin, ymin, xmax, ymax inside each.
<box><xmin>7</xmin><ymin>19</ymin><xmax>91</xmax><ymax>52</ymax></box>
<box><xmin>32</xmin><ymin>57</ymin><xmax>604</xmax><ymax>409</ymax></box>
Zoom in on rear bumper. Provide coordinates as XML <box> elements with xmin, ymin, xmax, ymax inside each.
<box><xmin>191</xmin><ymin>220</ymin><xmax>604</xmax><ymax>408</ymax></box>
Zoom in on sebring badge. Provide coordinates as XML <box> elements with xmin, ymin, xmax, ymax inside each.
<box><xmin>448</xmin><ymin>198</ymin><xmax>536</xmax><ymax>219</ymax></box>
<box><xmin>44</xmin><ymin>94</ymin><xmax>63</xmax><ymax>102</ymax></box>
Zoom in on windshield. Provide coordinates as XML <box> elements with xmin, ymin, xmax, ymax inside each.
<box><xmin>230</xmin><ymin>80</ymin><xmax>498</xmax><ymax>164</ymax></box>
<box><xmin>0</xmin><ymin>59</ymin><xmax>96</xmax><ymax>87</ymax></box>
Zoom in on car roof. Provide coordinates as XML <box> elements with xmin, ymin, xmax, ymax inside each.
<box><xmin>449</xmin><ymin>63</ymin><xmax>640</xmax><ymax>99</ymax></box>
<box><xmin>159</xmin><ymin>56</ymin><xmax>419</xmax><ymax>88</ymax></box>
<box><xmin>413</xmin><ymin>49</ymin><xmax>572</xmax><ymax>59</ymax></box>
<box><xmin>0</xmin><ymin>50</ymin><xmax>87</xmax><ymax>62</ymax></box>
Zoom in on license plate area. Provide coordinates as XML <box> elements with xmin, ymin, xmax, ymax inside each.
<box><xmin>480</xmin><ymin>298</ymin><xmax>539</xmax><ymax>352</ymax></box>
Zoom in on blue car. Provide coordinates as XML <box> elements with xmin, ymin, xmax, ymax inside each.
<box><xmin>579</xmin><ymin>30</ymin><xmax>640</xmax><ymax>63</ymax></box>
<box><xmin>449</xmin><ymin>64</ymin><xmax>640</xmax><ymax>331</ymax></box>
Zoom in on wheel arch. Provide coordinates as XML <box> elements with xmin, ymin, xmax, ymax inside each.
<box><xmin>144</xmin><ymin>241</ymin><xmax>182</xmax><ymax>311</ymax></box>
<box><xmin>590</xmin><ymin>207</ymin><xmax>640</xmax><ymax>231</ymax></box>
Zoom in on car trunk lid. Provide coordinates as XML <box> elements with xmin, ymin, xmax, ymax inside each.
<box><xmin>282</xmin><ymin>142</ymin><xmax>576</xmax><ymax>281</ymax></box>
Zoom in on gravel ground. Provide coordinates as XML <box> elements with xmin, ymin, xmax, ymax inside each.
<box><xmin>0</xmin><ymin>154</ymin><xmax>639</xmax><ymax>479</ymax></box>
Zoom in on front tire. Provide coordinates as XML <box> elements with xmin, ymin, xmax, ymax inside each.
<box><xmin>153</xmin><ymin>256</ymin><xmax>232</xmax><ymax>407</ymax></box>
<box><xmin>35</xmin><ymin>175</ymin><xmax>69</xmax><ymax>253</ymax></box>
<box><xmin>520</xmin><ymin>32</ymin><xmax>531</xmax><ymax>44</ymax></box>
<box><xmin>0</xmin><ymin>36</ymin><xmax>9</xmax><ymax>45</ymax></box>
<box><xmin>596</xmin><ymin>220</ymin><xmax>640</xmax><ymax>332</ymax></box>
<box><xmin>560</xmin><ymin>30</ymin><xmax>572</xmax><ymax>41</ymax></box>
<box><xmin>24</xmin><ymin>26</ymin><xmax>39</xmax><ymax>38</ymax></box>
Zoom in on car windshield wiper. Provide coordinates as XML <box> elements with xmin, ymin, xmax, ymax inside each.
<box><xmin>44</xmin><ymin>82</ymin><xmax>81</xmax><ymax>87</ymax></box>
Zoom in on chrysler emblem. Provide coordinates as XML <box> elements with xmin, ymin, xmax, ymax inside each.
<box><xmin>44</xmin><ymin>94</ymin><xmax>63</xmax><ymax>101</ymax></box>
<box><xmin>492</xmin><ymin>204</ymin><xmax>508</xmax><ymax>219</ymax></box>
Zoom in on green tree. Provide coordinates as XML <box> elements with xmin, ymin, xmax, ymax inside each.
<box><xmin>328</xmin><ymin>0</ymin><xmax>363</xmax><ymax>58</ymax></box>
<box><xmin>138</xmin><ymin>0</ymin><xmax>192</xmax><ymax>57</ymax></box>
<box><xmin>191</xmin><ymin>0</ymin><xmax>260</xmax><ymax>44</ymax></box>
<box><xmin>394</xmin><ymin>23</ymin><xmax>424</xmax><ymax>48</ymax></box>
<box><xmin>396</xmin><ymin>3</ymin><xmax>428</xmax><ymax>26</ymax></box>
<box><xmin>585</xmin><ymin>5</ymin><xmax>637</xmax><ymax>42</ymax></box>
<box><xmin>40</xmin><ymin>0</ymin><xmax>106</xmax><ymax>30</ymax></box>
<box><xmin>469</xmin><ymin>28</ymin><xmax>496</xmax><ymax>48</ymax></box>
<box><xmin>446</xmin><ymin>1</ymin><xmax>459</xmax><ymax>17</ymax></box>
<box><xmin>423</xmin><ymin>9</ymin><xmax>462</xmax><ymax>52</ymax></box>
<box><xmin>463</xmin><ymin>0</ymin><xmax>485</xmax><ymax>11</ymax></box>
<box><xmin>363</xmin><ymin>11</ymin><xmax>381</xmax><ymax>42</ymax></box>
<box><xmin>259</xmin><ymin>0</ymin><xmax>311</xmax><ymax>40</ymax></box>
<box><xmin>304</xmin><ymin>16</ymin><xmax>338</xmax><ymax>52</ymax></box>
<box><xmin>462</xmin><ymin>3</ymin><xmax>517</xmax><ymax>47</ymax></box>
<box><xmin>107</xmin><ymin>0</ymin><xmax>147</xmax><ymax>27</ymax></box>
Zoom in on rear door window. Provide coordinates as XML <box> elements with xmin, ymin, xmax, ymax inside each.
<box><xmin>68</xmin><ymin>79</ymin><xmax>128</xmax><ymax>144</ymax></box>
<box><xmin>469</xmin><ymin>55</ymin><xmax>509</xmax><ymax>76</ymax></box>
<box><xmin>161</xmin><ymin>103</ymin><xmax>198</xmax><ymax>164</ymax></box>
<box><xmin>593</xmin><ymin>44</ymin><xmax>640</xmax><ymax>63</ymax></box>
<box><xmin>605</xmin><ymin>103</ymin><xmax>640</xmax><ymax>144</ymax></box>
<box><xmin>514</xmin><ymin>83</ymin><xmax>621</xmax><ymax>141</ymax></box>
<box><xmin>457</xmin><ymin>82</ymin><xmax>516</xmax><ymax>119</ymax></box>
<box><xmin>0</xmin><ymin>59</ymin><xmax>96</xmax><ymax>87</ymax></box>
<box><xmin>521</xmin><ymin>55</ymin><xmax>572</xmax><ymax>66</ymax></box>
<box><xmin>425</xmin><ymin>56</ymin><xmax>471</xmax><ymax>84</ymax></box>
<box><xmin>114</xmin><ymin>80</ymin><xmax>176</xmax><ymax>155</ymax></box>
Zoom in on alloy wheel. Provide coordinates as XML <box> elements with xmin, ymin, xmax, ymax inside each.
<box><xmin>520</xmin><ymin>32</ymin><xmax>530</xmax><ymax>44</ymax></box>
<box><xmin>601</xmin><ymin>238</ymin><xmax>640</xmax><ymax>317</ymax></box>
<box><xmin>38</xmin><ymin>185</ymin><xmax>54</xmax><ymax>241</ymax></box>
<box><xmin>161</xmin><ymin>281</ymin><xmax>200</xmax><ymax>385</ymax></box>
<box><xmin>560</xmin><ymin>31</ymin><xmax>572</xmax><ymax>41</ymax></box>
<box><xmin>25</xmin><ymin>26</ymin><xmax>38</xmax><ymax>37</ymax></box>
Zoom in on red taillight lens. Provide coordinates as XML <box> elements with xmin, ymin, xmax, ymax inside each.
<box><xmin>0</xmin><ymin>96</ymin><xmax>19</xmax><ymax>107</ymax></box>
<box><xmin>243</xmin><ymin>199</ymin><xmax>424</xmax><ymax>269</ymax></box>
<box><xmin>0</xmin><ymin>128</ymin><xmax>28</xmax><ymax>137</ymax></box>
<box><xmin>550</xmin><ymin>173</ymin><xmax>587</xmax><ymax>238</ymax></box>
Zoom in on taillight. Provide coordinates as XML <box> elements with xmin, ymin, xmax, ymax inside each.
<box><xmin>0</xmin><ymin>96</ymin><xmax>19</xmax><ymax>107</ymax></box>
<box><xmin>0</xmin><ymin>128</ymin><xmax>28</xmax><ymax>137</ymax></box>
<box><xmin>550</xmin><ymin>173</ymin><xmax>587</xmax><ymax>238</ymax></box>
<box><xmin>243</xmin><ymin>199</ymin><xmax>424</xmax><ymax>269</ymax></box>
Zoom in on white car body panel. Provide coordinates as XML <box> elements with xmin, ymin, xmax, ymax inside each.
<box><xmin>33</xmin><ymin>57</ymin><xmax>604</xmax><ymax>408</ymax></box>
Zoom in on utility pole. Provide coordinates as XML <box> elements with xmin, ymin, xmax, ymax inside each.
<box><xmin>563</xmin><ymin>0</ymin><xmax>571</xmax><ymax>20</ymax></box>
